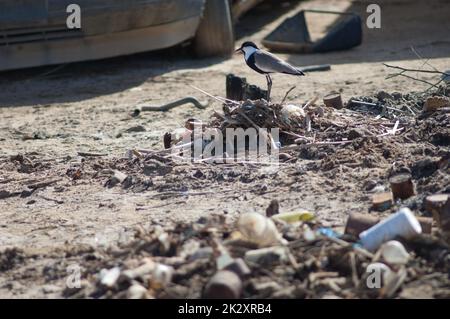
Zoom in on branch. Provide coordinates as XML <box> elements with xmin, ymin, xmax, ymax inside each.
<box><xmin>280</xmin><ymin>86</ymin><xmax>296</xmax><ymax>105</ymax></box>
<box><xmin>383</xmin><ymin>63</ymin><xmax>449</xmax><ymax>76</ymax></box>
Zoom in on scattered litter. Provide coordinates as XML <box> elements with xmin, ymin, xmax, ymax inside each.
<box><xmin>379</xmin><ymin>240</ymin><xmax>410</xmax><ymax>265</ymax></box>
<box><xmin>100</xmin><ymin>267</ymin><xmax>121</xmax><ymax>288</ymax></box>
<box><xmin>237</xmin><ymin>212</ymin><xmax>287</xmax><ymax>247</ymax></box>
<box><xmin>271</xmin><ymin>210</ymin><xmax>315</xmax><ymax>224</ymax></box>
<box><xmin>359</xmin><ymin>208</ymin><xmax>422</xmax><ymax>251</ymax></box>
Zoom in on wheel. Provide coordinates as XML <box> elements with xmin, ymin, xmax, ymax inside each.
<box><xmin>193</xmin><ymin>0</ymin><xmax>235</xmax><ymax>57</ymax></box>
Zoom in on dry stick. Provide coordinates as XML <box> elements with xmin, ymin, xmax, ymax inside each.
<box><xmin>350</xmin><ymin>99</ymin><xmax>408</xmax><ymax>114</ymax></box>
<box><xmin>190</xmin><ymin>85</ymin><xmax>240</xmax><ymax>106</ymax></box>
<box><xmin>302</xmin><ymin>96</ymin><xmax>319</xmax><ymax>109</ymax></box>
<box><xmin>410</xmin><ymin>47</ymin><xmax>447</xmax><ymax>90</ymax></box>
<box><xmin>27</xmin><ymin>178</ymin><xmax>61</xmax><ymax>190</ymax></box>
<box><xmin>383</xmin><ymin>63</ymin><xmax>449</xmax><ymax>76</ymax></box>
<box><xmin>280</xmin><ymin>86</ymin><xmax>296</xmax><ymax>105</ymax></box>
<box><xmin>279</xmin><ymin>140</ymin><xmax>352</xmax><ymax>152</ymax></box>
<box><xmin>383</xmin><ymin>63</ymin><xmax>448</xmax><ymax>91</ymax></box>
<box><xmin>281</xmin><ymin>130</ymin><xmax>313</xmax><ymax>140</ymax></box>
<box><xmin>77</xmin><ymin>152</ymin><xmax>108</xmax><ymax>157</ymax></box>
<box><xmin>397</xmin><ymin>73</ymin><xmax>440</xmax><ymax>89</ymax></box>
<box><xmin>349</xmin><ymin>252</ymin><xmax>360</xmax><ymax>288</ymax></box>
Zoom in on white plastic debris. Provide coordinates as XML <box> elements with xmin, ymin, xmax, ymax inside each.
<box><xmin>237</xmin><ymin>212</ymin><xmax>287</xmax><ymax>247</ymax></box>
<box><xmin>152</xmin><ymin>263</ymin><xmax>173</xmax><ymax>286</ymax></box>
<box><xmin>303</xmin><ymin>225</ymin><xmax>316</xmax><ymax>242</ymax></box>
<box><xmin>281</xmin><ymin>104</ymin><xmax>305</xmax><ymax>125</ymax></box>
<box><xmin>127</xmin><ymin>283</ymin><xmax>148</xmax><ymax>299</ymax></box>
<box><xmin>100</xmin><ymin>267</ymin><xmax>121</xmax><ymax>288</ymax></box>
<box><xmin>379</xmin><ymin>240</ymin><xmax>410</xmax><ymax>265</ymax></box>
<box><xmin>359</xmin><ymin>207</ymin><xmax>422</xmax><ymax>251</ymax></box>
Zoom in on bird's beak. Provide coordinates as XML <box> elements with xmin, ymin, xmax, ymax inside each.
<box><xmin>234</xmin><ymin>48</ymin><xmax>243</xmax><ymax>54</ymax></box>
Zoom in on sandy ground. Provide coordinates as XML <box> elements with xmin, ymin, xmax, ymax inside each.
<box><xmin>0</xmin><ymin>0</ymin><xmax>449</xmax><ymax>298</ymax></box>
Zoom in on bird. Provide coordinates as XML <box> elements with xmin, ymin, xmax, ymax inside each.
<box><xmin>235</xmin><ymin>41</ymin><xmax>305</xmax><ymax>101</ymax></box>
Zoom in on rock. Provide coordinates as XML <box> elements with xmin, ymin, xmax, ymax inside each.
<box><xmin>265</xmin><ymin>199</ymin><xmax>279</xmax><ymax>217</ymax></box>
<box><xmin>376</xmin><ymin>90</ymin><xmax>393</xmax><ymax>101</ymax></box>
<box><xmin>143</xmin><ymin>159</ymin><xmax>172</xmax><ymax>176</ymax></box>
<box><xmin>391</xmin><ymin>92</ymin><xmax>403</xmax><ymax>100</ymax></box>
<box><xmin>410</xmin><ymin>158</ymin><xmax>438</xmax><ymax>179</ymax></box>
<box><xmin>127</xmin><ymin>283</ymin><xmax>148</xmax><ymax>299</ymax></box>
<box><xmin>126</xmin><ymin>125</ymin><xmax>146</xmax><ymax>133</ymax></box>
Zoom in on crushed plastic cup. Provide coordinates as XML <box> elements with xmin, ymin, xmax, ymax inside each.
<box><xmin>359</xmin><ymin>207</ymin><xmax>422</xmax><ymax>251</ymax></box>
<box><xmin>379</xmin><ymin>240</ymin><xmax>410</xmax><ymax>265</ymax></box>
<box><xmin>238</xmin><ymin>212</ymin><xmax>287</xmax><ymax>247</ymax></box>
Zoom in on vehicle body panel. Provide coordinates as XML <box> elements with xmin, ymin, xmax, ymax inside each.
<box><xmin>0</xmin><ymin>0</ymin><xmax>205</xmax><ymax>71</ymax></box>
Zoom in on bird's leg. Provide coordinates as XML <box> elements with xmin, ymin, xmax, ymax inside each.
<box><xmin>265</xmin><ymin>74</ymin><xmax>272</xmax><ymax>102</ymax></box>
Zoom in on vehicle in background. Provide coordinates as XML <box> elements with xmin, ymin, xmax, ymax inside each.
<box><xmin>0</xmin><ymin>0</ymin><xmax>263</xmax><ymax>71</ymax></box>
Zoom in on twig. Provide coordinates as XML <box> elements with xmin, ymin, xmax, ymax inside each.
<box><xmin>190</xmin><ymin>85</ymin><xmax>240</xmax><ymax>106</ymax></box>
<box><xmin>77</xmin><ymin>152</ymin><xmax>108</xmax><ymax>157</ymax></box>
<box><xmin>383</xmin><ymin>63</ymin><xmax>449</xmax><ymax>76</ymax></box>
<box><xmin>38</xmin><ymin>195</ymin><xmax>64</xmax><ymax>204</ymax></box>
<box><xmin>391</xmin><ymin>120</ymin><xmax>399</xmax><ymax>135</ymax></box>
<box><xmin>383</xmin><ymin>62</ymin><xmax>448</xmax><ymax>91</ymax></box>
<box><xmin>302</xmin><ymin>96</ymin><xmax>319</xmax><ymax>109</ymax></box>
<box><xmin>410</xmin><ymin>46</ymin><xmax>441</xmax><ymax>73</ymax></box>
<box><xmin>27</xmin><ymin>179</ymin><xmax>61</xmax><ymax>190</ymax></box>
<box><xmin>280</xmin><ymin>140</ymin><xmax>352</xmax><ymax>152</ymax></box>
<box><xmin>280</xmin><ymin>86</ymin><xmax>296</xmax><ymax>105</ymax></box>
<box><xmin>396</xmin><ymin>73</ymin><xmax>440</xmax><ymax>89</ymax></box>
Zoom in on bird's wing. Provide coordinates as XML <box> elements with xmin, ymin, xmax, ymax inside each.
<box><xmin>253</xmin><ymin>50</ymin><xmax>304</xmax><ymax>75</ymax></box>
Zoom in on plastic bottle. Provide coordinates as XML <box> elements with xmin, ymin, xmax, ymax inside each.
<box><xmin>359</xmin><ymin>207</ymin><xmax>422</xmax><ymax>251</ymax></box>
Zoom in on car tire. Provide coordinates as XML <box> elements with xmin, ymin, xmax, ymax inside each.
<box><xmin>193</xmin><ymin>0</ymin><xmax>235</xmax><ymax>57</ymax></box>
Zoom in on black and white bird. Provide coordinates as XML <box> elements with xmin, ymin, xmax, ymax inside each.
<box><xmin>235</xmin><ymin>41</ymin><xmax>305</xmax><ymax>101</ymax></box>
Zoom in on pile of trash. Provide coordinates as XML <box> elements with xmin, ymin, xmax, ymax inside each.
<box><xmin>56</xmin><ymin>84</ymin><xmax>450</xmax><ymax>299</ymax></box>
<box><xmin>63</xmin><ymin>199</ymin><xmax>450</xmax><ymax>299</ymax></box>
<box><xmin>156</xmin><ymin>82</ymin><xmax>450</xmax><ymax>166</ymax></box>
